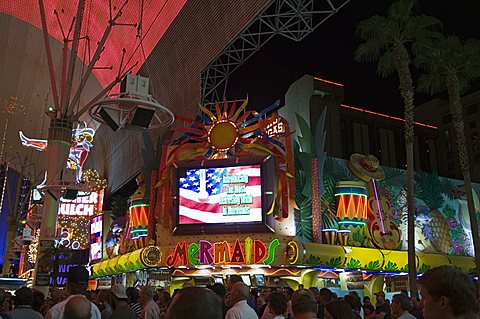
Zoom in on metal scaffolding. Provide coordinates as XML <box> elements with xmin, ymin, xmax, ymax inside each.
<box><xmin>200</xmin><ymin>0</ymin><xmax>351</xmax><ymax>109</ymax></box>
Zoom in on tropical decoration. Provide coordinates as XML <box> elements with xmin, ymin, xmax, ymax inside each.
<box><xmin>156</xmin><ymin>98</ymin><xmax>296</xmax><ymax>226</ymax></box>
<box><xmin>293</xmin><ymin>111</ymin><xmax>335</xmax><ymax>242</ymax></box>
<box><xmin>319</xmin><ymin>155</ymin><xmax>479</xmax><ymax>257</ymax></box>
<box><xmin>348</xmin><ymin>154</ymin><xmax>401</xmax><ymax>250</ymax></box>
<box><xmin>414</xmin><ymin>171</ymin><xmax>451</xmax><ymax>254</ymax></box>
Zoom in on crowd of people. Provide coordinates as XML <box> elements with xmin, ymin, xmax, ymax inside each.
<box><xmin>0</xmin><ymin>265</ymin><xmax>477</xmax><ymax>319</ymax></box>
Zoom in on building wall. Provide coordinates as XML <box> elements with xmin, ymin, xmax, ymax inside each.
<box><xmin>416</xmin><ymin>91</ymin><xmax>480</xmax><ymax>182</ymax></box>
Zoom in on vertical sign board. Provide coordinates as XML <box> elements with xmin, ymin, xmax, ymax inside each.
<box><xmin>90</xmin><ymin>215</ymin><xmax>103</xmax><ymax>261</ymax></box>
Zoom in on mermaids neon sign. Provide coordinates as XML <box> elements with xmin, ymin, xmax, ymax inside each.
<box><xmin>165</xmin><ymin>238</ymin><xmax>280</xmax><ymax>267</ymax></box>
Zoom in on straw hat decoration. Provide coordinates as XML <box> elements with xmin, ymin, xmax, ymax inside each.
<box><xmin>348</xmin><ymin>154</ymin><xmax>385</xmax><ymax>182</ymax></box>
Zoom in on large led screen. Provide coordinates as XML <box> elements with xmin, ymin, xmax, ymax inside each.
<box><xmin>90</xmin><ymin>215</ymin><xmax>103</xmax><ymax>261</ymax></box>
<box><xmin>178</xmin><ymin>165</ymin><xmax>262</xmax><ymax>225</ymax></box>
<box><xmin>174</xmin><ymin>156</ymin><xmax>276</xmax><ymax>235</ymax></box>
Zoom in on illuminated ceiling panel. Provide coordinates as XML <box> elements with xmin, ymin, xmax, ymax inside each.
<box><xmin>0</xmin><ymin>0</ymin><xmax>186</xmax><ymax>87</ymax></box>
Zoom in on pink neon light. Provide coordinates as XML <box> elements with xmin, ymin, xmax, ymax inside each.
<box><xmin>340</xmin><ymin>104</ymin><xmax>438</xmax><ymax>129</ymax></box>
<box><xmin>314</xmin><ymin>76</ymin><xmax>344</xmax><ymax>87</ymax></box>
<box><xmin>0</xmin><ymin>0</ymin><xmax>187</xmax><ymax>88</ymax></box>
<box><xmin>372</xmin><ymin>179</ymin><xmax>386</xmax><ymax>234</ymax></box>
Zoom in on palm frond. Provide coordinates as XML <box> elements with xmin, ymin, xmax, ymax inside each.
<box><xmin>417</xmin><ymin>73</ymin><xmax>445</xmax><ymax>95</ymax></box>
<box><xmin>377</xmin><ymin>51</ymin><xmax>396</xmax><ymax>78</ymax></box>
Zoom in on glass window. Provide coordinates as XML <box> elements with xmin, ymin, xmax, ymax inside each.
<box><xmin>467</xmin><ymin>104</ymin><xmax>479</xmax><ymax>115</ymax></box>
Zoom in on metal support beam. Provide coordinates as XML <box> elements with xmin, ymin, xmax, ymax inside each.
<box><xmin>200</xmin><ymin>0</ymin><xmax>351</xmax><ymax>109</ymax></box>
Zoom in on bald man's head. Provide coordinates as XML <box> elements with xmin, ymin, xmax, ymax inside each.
<box><xmin>65</xmin><ymin>295</ymin><xmax>91</xmax><ymax>319</ymax></box>
<box><xmin>226</xmin><ymin>282</ymin><xmax>251</xmax><ymax>307</ymax></box>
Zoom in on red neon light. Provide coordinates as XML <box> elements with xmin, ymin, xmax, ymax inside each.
<box><xmin>340</xmin><ymin>104</ymin><xmax>438</xmax><ymax>129</ymax></box>
<box><xmin>314</xmin><ymin>77</ymin><xmax>344</xmax><ymax>87</ymax></box>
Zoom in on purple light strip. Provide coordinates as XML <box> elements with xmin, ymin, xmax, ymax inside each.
<box><xmin>372</xmin><ymin>179</ymin><xmax>386</xmax><ymax>234</ymax></box>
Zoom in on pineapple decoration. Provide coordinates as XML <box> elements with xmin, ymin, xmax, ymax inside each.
<box><xmin>415</xmin><ymin>172</ymin><xmax>451</xmax><ymax>254</ymax></box>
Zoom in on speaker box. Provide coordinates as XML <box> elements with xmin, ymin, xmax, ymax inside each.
<box><xmin>131</xmin><ymin>106</ymin><xmax>155</xmax><ymax>129</ymax></box>
<box><xmin>99</xmin><ymin>107</ymin><xmax>120</xmax><ymax>131</ymax></box>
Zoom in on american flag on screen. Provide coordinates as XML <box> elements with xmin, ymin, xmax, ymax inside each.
<box><xmin>178</xmin><ymin>165</ymin><xmax>262</xmax><ymax>224</ymax></box>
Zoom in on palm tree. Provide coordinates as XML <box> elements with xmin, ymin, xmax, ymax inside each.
<box><xmin>355</xmin><ymin>0</ymin><xmax>441</xmax><ymax>297</ymax></box>
<box><xmin>416</xmin><ymin>35</ymin><xmax>480</xmax><ymax>279</ymax></box>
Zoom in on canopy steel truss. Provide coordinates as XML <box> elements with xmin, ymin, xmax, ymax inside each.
<box><xmin>200</xmin><ymin>0</ymin><xmax>351</xmax><ymax>109</ymax></box>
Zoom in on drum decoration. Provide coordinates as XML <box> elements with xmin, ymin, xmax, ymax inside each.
<box><xmin>335</xmin><ymin>181</ymin><xmax>368</xmax><ymax>224</ymax></box>
<box><xmin>322</xmin><ymin>229</ymin><xmax>338</xmax><ymax>245</ymax></box>
<box><xmin>335</xmin><ymin>181</ymin><xmax>368</xmax><ymax>246</ymax></box>
<box><xmin>129</xmin><ymin>175</ymin><xmax>149</xmax><ymax>250</ymax></box>
<box><xmin>337</xmin><ymin>230</ymin><xmax>351</xmax><ymax>246</ymax></box>
<box><xmin>129</xmin><ymin>201</ymin><xmax>148</xmax><ymax>250</ymax></box>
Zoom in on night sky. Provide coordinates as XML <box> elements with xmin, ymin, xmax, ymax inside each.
<box><xmin>226</xmin><ymin>0</ymin><xmax>480</xmax><ymax>117</ymax></box>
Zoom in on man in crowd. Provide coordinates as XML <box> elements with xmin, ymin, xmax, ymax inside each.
<box><xmin>225</xmin><ymin>282</ymin><xmax>259</xmax><ymax>319</ymax></box>
<box><xmin>126</xmin><ymin>287</ymin><xmax>141</xmax><ymax>319</ymax></box>
<box><xmin>165</xmin><ymin>286</ymin><xmax>222</xmax><ymax>319</ymax></box>
<box><xmin>208</xmin><ymin>283</ymin><xmax>227</xmax><ymax>317</ymax></box>
<box><xmin>65</xmin><ymin>296</ymin><xmax>92</xmax><ymax>319</ymax></box>
<box><xmin>291</xmin><ymin>289</ymin><xmax>318</xmax><ymax>319</ymax></box>
<box><xmin>110</xmin><ymin>284</ymin><xmax>136</xmax><ymax>319</ymax></box>
<box><xmin>9</xmin><ymin>287</ymin><xmax>43</xmax><ymax>319</ymax></box>
<box><xmin>46</xmin><ymin>266</ymin><xmax>101</xmax><ymax>319</ymax></box>
<box><xmin>390</xmin><ymin>294</ymin><xmax>416</xmax><ymax>319</ymax></box>
<box><xmin>268</xmin><ymin>291</ymin><xmax>287</xmax><ymax>319</ymax></box>
<box><xmin>369</xmin><ymin>291</ymin><xmax>391</xmax><ymax>319</ymax></box>
<box><xmin>0</xmin><ymin>289</ymin><xmax>9</xmax><ymax>319</ymax></box>
<box><xmin>418</xmin><ymin>265</ymin><xmax>476</xmax><ymax>319</ymax></box>
<box><xmin>139</xmin><ymin>286</ymin><xmax>160</xmax><ymax>319</ymax></box>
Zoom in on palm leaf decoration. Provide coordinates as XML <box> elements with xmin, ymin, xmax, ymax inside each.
<box><xmin>415</xmin><ymin>171</ymin><xmax>443</xmax><ymax>210</ymax></box>
<box><xmin>379</xmin><ymin>166</ymin><xmax>406</xmax><ymax>190</ymax></box>
<box><xmin>440</xmin><ymin>177</ymin><xmax>456</xmax><ymax>201</ymax></box>
<box><xmin>110</xmin><ymin>195</ymin><xmax>129</xmax><ymax>220</ymax></box>
<box><xmin>295</xmin><ymin>113</ymin><xmax>313</xmax><ymax>198</ymax></box>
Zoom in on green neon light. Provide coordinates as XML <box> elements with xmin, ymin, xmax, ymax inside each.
<box><xmin>130</xmin><ymin>203</ymin><xmax>149</xmax><ymax>208</ymax></box>
<box><xmin>131</xmin><ymin>228</ymin><xmax>148</xmax><ymax>233</ymax></box>
<box><xmin>263</xmin><ymin>239</ymin><xmax>280</xmax><ymax>265</ymax></box>
<box><xmin>338</xmin><ymin>220</ymin><xmax>366</xmax><ymax>226</ymax></box>
<box><xmin>335</xmin><ymin>193</ymin><xmax>367</xmax><ymax>197</ymax></box>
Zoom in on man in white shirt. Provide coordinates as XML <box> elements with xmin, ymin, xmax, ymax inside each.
<box><xmin>46</xmin><ymin>266</ymin><xmax>101</xmax><ymax>319</ymax></box>
<box><xmin>139</xmin><ymin>286</ymin><xmax>161</xmax><ymax>319</ymax></box>
<box><xmin>225</xmin><ymin>282</ymin><xmax>258</xmax><ymax>319</ymax></box>
<box><xmin>390</xmin><ymin>294</ymin><xmax>416</xmax><ymax>319</ymax></box>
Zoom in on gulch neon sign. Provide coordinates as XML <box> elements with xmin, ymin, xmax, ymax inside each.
<box><xmin>166</xmin><ymin>238</ymin><xmax>280</xmax><ymax>267</ymax></box>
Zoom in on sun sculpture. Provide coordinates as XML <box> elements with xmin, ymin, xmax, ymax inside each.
<box><xmin>156</xmin><ymin>97</ymin><xmax>297</xmax><ymax>225</ymax></box>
